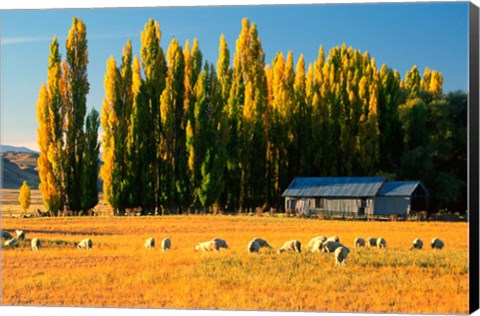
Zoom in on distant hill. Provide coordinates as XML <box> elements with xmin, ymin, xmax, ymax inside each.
<box><xmin>0</xmin><ymin>145</ymin><xmax>38</xmax><ymax>154</ymax></box>
<box><xmin>2</xmin><ymin>151</ymin><xmax>40</xmax><ymax>189</ymax></box>
<box><xmin>1</xmin><ymin>150</ymin><xmax>103</xmax><ymax>191</ymax></box>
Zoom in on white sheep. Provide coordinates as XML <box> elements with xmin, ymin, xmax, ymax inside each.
<box><xmin>77</xmin><ymin>238</ymin><xmax>93</xmax><ymax>250</ymax></box>
<box><xmin>277</xmin><ymin>240</ymin><xmax>301</xmax><ymax>254</ymax></box>
<box><xmin>366</xmin><ymin>237</ymin><xmax>377</xmax><ymax>247</ymax></box>
<box><xmin>327</xmin><ymin>235</ymin><xmax>340</xmax><ymax>242</ymax></box>
<box><xmin>15</xmin><ymin>230</ymin><xmax>25</xmax><ymax>241</ymax></box>
<box><xmin>212</xmin><ymin>238</ymin><xmax>228</xmax><ymax>250</ymax></box>
<box><xmin>376</xmin><ymin>237</ymin><xmax>387</xmax><ymax>248</ymax></box>
<box><xmin>31</xmin><ymin>238</ymin><xmax>41</xmax><ymax>251</ymax></box>
<box><xmin>411</xmin><ymin>238</ymin><xmax>423</xmax><ymax>250</ymax></box>
<box><xmin>431</xmin><ymin>237</ymin><xmax>444</xmax><ymax>249</ymax></box>
<box><xmin>161</xmin><ymin>238</ymin><xmax>171</xmax><ymax>251</ymax></box>
<box><xmin>196</xmin><ymin>240</ymin><xmax>219</xmax><ymax>253</ymax></box>
<box><xmin>354</xmin><ymin>237</ymin><xmax>366</xmax><ymax>248</ymax></box>
<box><xmin>310</xmin><ymin>238</ymin><xmax>326</xmax><ymax>253</ymax></box>
<box><xmin>247</xmin><ymin>240</ymin><xmax>261</xmax><ymax>253</ymax></box>
<box><xmin>321</xmin><ymin>240</ymin><xmax>344</xmax><ymax>253</ymax></box>
<box><xmin>1</xmin><ymin>230</ymin><xmax>13</xmax><ymax>240</ymax></box>
<box><xmin>4</xmin><ymin>238</ymin><xmax>17</xmax><ymax>248</ymax></box>
<box><xmin>306</xmin><ymin>236</ymin><xmax>327</xmax><ymax>251</ymax></box>
<box><xmin>334</xmin><ymin>246</ymin><xmax>350</xmax><ymax>265</ymax></box>
<box><xmin>144</xmin><ymin>237</ymin><xmax>155</xmax><ymax>249</ymax></box>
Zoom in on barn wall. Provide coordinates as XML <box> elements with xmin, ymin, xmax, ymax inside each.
<box><xmin>373</xmin><ymin>197</ymin><xmax>410</xmax><ymax>216</ymax></box>
<box><xmin>324</xmin><ymin>198</ymin><xmax>374</xmax><ymax>215</ymax></box>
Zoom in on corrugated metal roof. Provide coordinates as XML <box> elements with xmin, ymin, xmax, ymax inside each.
<box><xmin>282</xmin><ymin>177</ymin><xmax>386</xmax><ymax>197</ymax></box>
<box><xmin>378</xmin><ymin>181</ymin><xmax>428</xmax><ymax>196</ymax></box>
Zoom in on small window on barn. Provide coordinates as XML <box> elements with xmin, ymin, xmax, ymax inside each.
<box><xmin>315</xmin><ymin>198</ymin><xmax>324</xmax><ymax>209</ymax></box>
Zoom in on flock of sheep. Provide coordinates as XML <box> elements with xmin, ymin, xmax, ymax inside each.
<box><xmin>1</xmin><ymin>228</ymin><xmax>445</xmax><ymax>266</ymax></box>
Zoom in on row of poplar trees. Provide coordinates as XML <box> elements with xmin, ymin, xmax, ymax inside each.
<box><xmin>37</xmin><ymin>17</ymin><xmax>467</xmax><ymax>216</ymax></box>
<box><xmin>36</xmin><ymin>18</ymin><xmax>100</xmax><ymax>216</ymax></box>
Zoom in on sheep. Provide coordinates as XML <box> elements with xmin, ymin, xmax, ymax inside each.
<box><xmin>431</xmin><ymin>237</ymin><xmax>444</xmax><ymax>250</ymax></box>
<box><xmin>354</xmin><ymin>237</ymin><xmax>366</xmax><ymax>248</ymax></box>
<box><xmin>411</xmin><ymin>238</ymin><xmax>423</xmax><ymax>250</ymax></box>
<box><xmin>250</xmin><ymin>237</ymin><xmax>272</xmax><ymax>249</ymax></box>
<box><xmin>327</xmin><ymin>235</ymin><xmax>340</xmax><ymax>242</ymax></box>
<box><xmin>31</xmin><ymin>238</ymin><xmax>41</xmax><ymax>251</ymax></box>
<box><xmin>15</xmin><ymin>230</ymin><xmax>25</xmax><ymax>241</ymax></box>
<box><xmin>306</xmin><ymin>236</ymin><xmax>327</xmax><ymax>251</ymax></box>
<box><xmin>4</xmin><ymin>238</ymin><xmax>17</xmax><ymax>248</ymax></box>
<box><xmin>161</xmin><ymin>238</ymin><xmax>171</xmax><ymax>251</ymax></box>
<box><xmin>277</xmin><ymin>240</ymin><xmax>301</xmax><ymax>254</ymax></box>
<box><xmin>247</xmin><ymin>240</ymin><xmax>261</xmax><ymax>253</ymax></box>
<box><xmin>1</xmin><ymin>230</ymin><xmax>13</xmax><ymax>240</ymax></box>
<box><xmin>321</xmin><ymin>240</ymin><xmax>344</xmax><ymax>253</ymax></box>
<box><xmin>77</xmin><ymin>238</ymin><xmax>93</xmax><ymax>250</ymax></box>
<box><xmin>376</xmin><ymin>237</ymin><xmax>387</xmax><ymax>248</ymax></box>
<box><xmin>196</xmin><ymin>240</ymin><xmax>219</xmax><ymax>253</ymax></box>
<box><xmin>212</xmin><ymin>238</ymin><xmax>228</xmax><ymax>250</ymax></box>
<box><xmin>366</xmin><ymin>237</ymin><xmax>377</xmax><ymax>247</ymax></box>
<box><xmin>144</xmin><ymin>237</ymin><xmax>155</xmax><ymax>249</ymax></box>
<box><xmin>334</xmin><ymin>246</ymin><xmax>351</xmax><ymax>265</ymax></box>
<box><xmin>310</xmin><ymin>238</ymin><xmax>326</xmax><ymax>253</ymax></box>
<box><xmin>247</xmin><ymin>237</ymin><xmax>273</xmax><ymax>253</ymax></box>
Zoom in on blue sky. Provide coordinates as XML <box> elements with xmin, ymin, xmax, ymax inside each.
<box><xmin>0</xmin><ymin>1</ymin><xmax>470</xmax><ymax>151</ymax></box>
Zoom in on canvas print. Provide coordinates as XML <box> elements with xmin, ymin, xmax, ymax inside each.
<box><xmin>0</xmin><ymin>1</ymin><xmax>476</xmax><ymax>315</ymax></box>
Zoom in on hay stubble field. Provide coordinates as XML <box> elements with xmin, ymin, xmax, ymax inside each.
<box><xmin>0</xmin><ymin>215</ymin><xmax>469</xmax><ymax>314</ymax></box>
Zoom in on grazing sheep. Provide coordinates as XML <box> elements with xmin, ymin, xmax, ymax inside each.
<box><xmin>327</xmin><ymin>235</ymin><xmax>340</xmax><ymax>242</ymax></box>
<box><xmin>250</xmin><ymin>237</ymin><xmax>272</xmax><ymax>249</ymax></box>
<box><xmin>212</xmin><ymin>238</ymin><xmax>228</xmax><ymax>249</ymax></box>
<box><xmin>411</xmin><ymin>238</ymin><xmax>423</xmax><ymax>250</ymax></box>
<box><xmin>334</xmin><ymin>246</ymin><xmax>351</xmax><ymax>265</ymax></box>
<box><xmin>161</xmin><ymin>238</ymin><xmax>171</xmax><ymax>251</ymax></box>
<box><xmin>366</xmin><ymin>237</ymin><xmax>377</xmax><ymax>247</ymax></box>
<box><xmin>376</xmin><ymin>237</ymin><xmax>387</xmax><ymax>248</ymax></box>
<box><xmin>321</xmin><ymin>240</ymin><xmax>344</xmax><ymax>253</ymax></box>
<box><xmin>431</xmin><ymin>237</ymin><xmax>444</xmax><ymax>249</ymax></box>
<box><xmin>196</xmin><ymin>240</ymin><xmax>219</xmax><ymax>253</ymax></box>
<box><xmin>354</xmin><ymin>237</ymin><xmax>366</xmax><ymax>248</ymax></box>
<box><xmin>306</xmin><ymin>236</ymin><xmax>327</xmax><ymax>251</ymax></box>
<box><xmin>247</xmin><ymin>240</ymin><xmax>261</xmax><ymax>253</ymax></box>
<box><xmin>4</xmin><ymin>238</ymin><xmax>17</xmax><ymax>248</ymax></box>
<box><xmin>247</xmin><ymin>237</ymin><xmax>273</xmax><ymax>253</ymax></box>
<box><xmin>77</xmin><ymin>238</ymin><xmax>93</xmax><ymax>250</ymax></box>
<box><xmin>31</xmin><ymin>238</ymin><xmax>41</xmax><ymax>251</ymax></box>
<box><xmin>277</xmin><ymin>240</ymin><xmax>301</xmax><ymax>254</ymax></box>
<box><xmin>15</xmin><ymin>230</ymin><xmax>25</xmax><ymax>241</ymax></box>
<box><xmin>1</xmin><ymin>230</ymin><xmax>13</xmax><ymax>240</ymax></box>
<box><xmin>144</xmin><ymin>237</ymin><xmax>155</xmax><ymax>249</ymax></box>
<box><xmin>310</xmin><ymin>238</ymin><xmax>326</xmax><ymax>253</ymax></box>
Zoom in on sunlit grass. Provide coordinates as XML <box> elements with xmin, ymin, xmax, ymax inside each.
<box><xmin>1</xmin><ymin>216</ymin><xmax>468</xmax><ymax>313</ymax></box>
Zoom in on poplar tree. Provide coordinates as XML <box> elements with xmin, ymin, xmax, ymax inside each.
<box><xmin>82</xmin><ymin>108</ymin><xmax>100</xmax><ymax>212</ymax></box>
<box><xmin>125</xmin><ymin>57</ymin><xmax>150</xmax><ymax>211</ymax></box>
<box><xmin>160</xmin><ymin>38</ymin><xmax>185</xmax><ymax>213</ymax></box>
<box><xmin>100</xmin><ymin>57</ymin><xmax>121</xmax><ymax>213</ymax></box>
<box><xmin>18</xmin><ymin>181</ymin><xmax>31</xmax><ymax>213</ymax></box>
<box><xmin>64</xmin><ymin>17</ymin><xmax>89</xmax><ymax>213</ymax></box>
<box><xmin>36</xmin><ymin>37</ymin><xmax>65</xmax><ymax>215</ymax></box>
<box><xmin>140</xmin><ymin>19</ymin><xmax>167</xmax><ymax>213</ymax></box>
<box><xmin>234</xmin><ymin>18</ymin><xmax>268</xmax><ymax>210</ymax></box>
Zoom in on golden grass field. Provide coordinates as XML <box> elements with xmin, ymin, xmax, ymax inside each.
<box><xmin>1</xmin><ymin>213</ymin><xmax>469</xmax><ymax>314</ymax></box>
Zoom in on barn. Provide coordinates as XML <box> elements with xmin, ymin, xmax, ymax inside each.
<box><xmin>282</xmin><ymin>177</ymin><xmax>429</xmax><ymax>217</ymax></box>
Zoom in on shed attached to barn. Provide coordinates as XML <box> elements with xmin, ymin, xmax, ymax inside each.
<box><xmin>282</xmin><ymin>177</ymin><xmax>428</xmax><ymax>217</ymax></box>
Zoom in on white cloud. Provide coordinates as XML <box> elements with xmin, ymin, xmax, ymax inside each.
<box><xmin>1</xmin><ymin>36</ymin><xmax>54</xmax><ymax>46</ymax></box>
